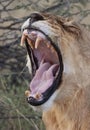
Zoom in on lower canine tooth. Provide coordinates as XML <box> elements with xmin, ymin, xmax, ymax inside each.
<box><xmin>25</xmin><ymin>90</ymin><xmax>30</xmax><ymax>97</ymax></box>
<box><xmin>35</xmin><ymin>93</ymin><xmax>41</xmax><ymax>99</ymax></box>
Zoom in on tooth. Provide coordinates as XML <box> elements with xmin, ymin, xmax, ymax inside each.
<box><xmin>35</xmin><ymin>36</ymin><xmax>42</xmax><ymax>49</ymax></box>
<box><xmin>47</xmin><ymin>43</ymin><xmax>55</xmax><ymax>53</ymax></box>
<box><xmin>35</xmin><ymin>93</ymin><xmax>41</xmax><ymax>99</ymax></box>
<box><xmin>25</xmin><ymin>90</ymin><xmax>31</xmax><ymax>97</ymax></box>
<box><xmin>20</xmin><ymin>34</ymin><xmax>26</xmax><ymax>46</ymax></box>
<box><xmin>20</xmin><ymin>33</ymin><xmax>29</xmax><ymax>46</ymax></box>
<box><xmin>27</xmin><ymin>37</ymin><xmax>34</xmax><ymax>49</ymax></box>
<box><xmin>21</xmin><ymin>33</ymin><xmax>34</xmax><ymax>49</ymax></box>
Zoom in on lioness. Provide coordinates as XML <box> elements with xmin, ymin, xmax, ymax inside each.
<box><xmin>21</xmin><ymin>13</ymin><xmax>90</xmax><ymax>130</ymax></box>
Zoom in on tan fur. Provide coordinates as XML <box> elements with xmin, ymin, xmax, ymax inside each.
<box><xmin>23</xmin><ymin>13</ymin><xmax>90</xmax><ymax>130</ymax></box>
<box><xmin>36</xmin><ymin>13</ymin><xmax>90</xmax><ymax>130</ymax></box>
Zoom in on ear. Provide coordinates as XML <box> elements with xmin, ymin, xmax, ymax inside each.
<box><xmin>63</xmin><ymin>18</ymin><xmax>81</xmax><ymax>36</ymax></box>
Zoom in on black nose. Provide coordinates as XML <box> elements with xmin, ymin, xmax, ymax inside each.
<box><xmin>30</xmin><ymin>13</ymin><xmax>44</xmax><ymax>24</ymax></box>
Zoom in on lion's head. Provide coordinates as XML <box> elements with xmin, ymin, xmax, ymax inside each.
<box><xmin>21</xmin><ymin>12</ymin><xmax>90</xmax><ymax>108</ymax></box>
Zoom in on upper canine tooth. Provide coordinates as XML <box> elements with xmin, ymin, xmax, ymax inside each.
<box><xmin>20</xmin><ymin>32</ymin><xmax>29</xmax><ymax>46</ymax></box>
<box><xmin>27</xmin><ymin>37</ymin><xmax>34</xmax><ymax>49</ymax></box>
<box><xmin>35</xmin><ymin>36</ymin><xmax>42</xmax><ymax>49</ymax></box>
<box><xmin>20</xmin><ymin>34</ymin><xmax>34</xmax><ymax>49</ymax></box>
<box><xmin>20</xmin><ymin>34</ymin><xmax>26</xmax><ymax>46</ymax></box>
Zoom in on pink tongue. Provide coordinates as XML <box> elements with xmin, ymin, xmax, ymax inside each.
<box><xmin>30</xmin><ymin>62</ymin><xmax>58</xmax><ymax>95</ymax></box>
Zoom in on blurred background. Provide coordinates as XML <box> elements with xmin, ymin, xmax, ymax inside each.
<box><xmin>0</xmin><ymin>0</ymin><xmax>90</xmax><ymax>130</ymax></box>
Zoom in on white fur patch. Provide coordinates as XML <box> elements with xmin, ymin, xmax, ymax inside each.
<box><xmin>32</xmin><ymin>21</ymin><xmax>57</xmax><ymax>37</ymax></box>
<box><xmin>21</xmin><ymin>18</ymin><xmax>30</xmax><ymax>32</ymax></box>
<box><xmin>31</xmin><ymin>89</ymin><xmax>59</xmax><ymax>112</ymax></box>
<box><xmin>41</xmin><ymin>90</ymin><xmax>59</xmax><ymax>111</ymax></box>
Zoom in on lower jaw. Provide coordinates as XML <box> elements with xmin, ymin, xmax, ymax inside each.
<box><xmin>26</xmin><ymin>69</ymin><xmax>62</xmax><ymax>106</ymax></box>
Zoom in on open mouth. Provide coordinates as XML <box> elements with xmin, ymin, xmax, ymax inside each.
<box><xmin>21</xmin><ymin>27</ymin><xmax>63</xmax><ymax>106</ymax></box>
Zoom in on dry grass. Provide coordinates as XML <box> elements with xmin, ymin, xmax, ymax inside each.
<box><xmin>0</xmin><ymin>76</ymin><xmax>45</xmax><ymax>130</ymax></box>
